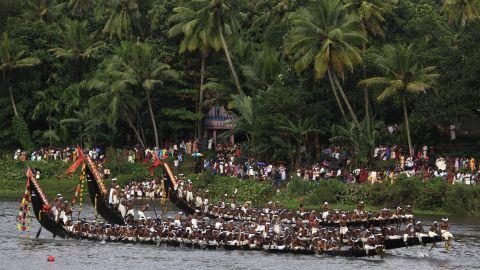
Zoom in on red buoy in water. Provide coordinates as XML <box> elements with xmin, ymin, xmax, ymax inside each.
<box><xmin>47</xmin><ymin>256</ymin><xmax>55</xmax><ymax>262</ymax></box>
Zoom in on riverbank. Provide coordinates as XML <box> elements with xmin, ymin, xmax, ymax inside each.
<box><xmin>0</xmin><ymin>159</ymin><xmax>148</xmax><ymax>199</ymax></box>
<box><xmin>1</xmin><ymin>159</ymin><xmax>479</xmax><ymax>216</ymax></box>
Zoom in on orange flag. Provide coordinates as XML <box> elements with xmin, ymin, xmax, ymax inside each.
<box><xmin>148</xmin><ymin>153</ymin><xmax>162</xmax><ymax>176</ymax></box>
<box><xmin>66</xmin><ymin>146</ymin><xmax>84</xmax><ymax>176</ymax></box>
<box><xmin>26</xmin><ymin>167</ymin><xmax>34</xmax><ymax>179</ymax></box>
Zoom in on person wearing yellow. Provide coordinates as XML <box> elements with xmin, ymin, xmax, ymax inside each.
<box><xmin>470</xmin><ymin>157</ymin><xmax>476</xmax><ymax>172</ymax></box>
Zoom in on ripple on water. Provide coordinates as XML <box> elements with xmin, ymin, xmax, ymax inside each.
<box><xmin>1</xmin><ymin>201</ymin><xmax>480</xmax><ymax>270</ymax></box>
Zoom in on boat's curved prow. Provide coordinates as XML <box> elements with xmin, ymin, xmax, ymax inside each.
<box><xmin>162</xmin><ymin>162</ymin><xmax>198</xmax><ymax>216</ymax></box>
<box><xmin>85</xmin><ymin>157</ymin><xmax>125</xmax><ymax>225</ymax></box>
<box><xmin>28</xmin><ymin>173</ymin><xmax>69</xmax><ymax>238</ymax></box>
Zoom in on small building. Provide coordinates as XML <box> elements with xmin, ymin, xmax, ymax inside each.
<box><xmin>204</xmin><ymin>106</ymin><xmax>235</xmax><ymax>145</ymax></box>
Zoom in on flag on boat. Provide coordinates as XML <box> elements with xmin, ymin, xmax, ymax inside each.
<box><xmin>66</xmin><ymin>146</ymin><xmax>84</xmax><ymax>176</ymax></box>
<box><xmin>148</xmin><ymin>153</ymin><xmax>162</xmax><ymax>176</ymax></box>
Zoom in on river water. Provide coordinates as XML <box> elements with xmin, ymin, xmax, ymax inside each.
<box><xmin>0</xmin><ymin>200</ymin><xmax>479</xmax><ymax>270</ymax></box>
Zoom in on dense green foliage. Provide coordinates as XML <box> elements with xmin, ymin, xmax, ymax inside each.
<box><xmin>1</xmin><ymin>0</ymin><xmax>480</xmax><ymax>166</ymax></box>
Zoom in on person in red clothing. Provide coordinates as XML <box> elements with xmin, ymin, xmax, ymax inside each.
<box><xmin>359</xmin><ymin>167</ymin><xmax>368</xmax><ymax>183</ymax></box>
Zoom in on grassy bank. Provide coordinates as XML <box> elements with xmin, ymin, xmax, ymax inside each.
<box><xmin>0</xmin><ymin>159</ymin><xmax>150</xmax><ymax>199</ymax></box>
<box><xmin>187</xmin><ymin>172</ymin><xmax>480</xmax><ymax>217</ymax></box>
<box><xmin>1</xmin><ymin>159</ymin><xmax>479</xmax><ymax>216</ymax></box>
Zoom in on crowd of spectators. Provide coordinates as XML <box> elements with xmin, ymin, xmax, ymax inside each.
<box><xmin>12</xmin><ymin>140</ymin><xmax>480</xmax><ymax>186</ymax></box>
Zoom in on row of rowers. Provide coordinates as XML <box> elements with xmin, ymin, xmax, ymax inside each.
<box><xmin>172</xmin><ymin>177</ymin><xmax>414</xmax><ymax>224</ymax></box>
<box><xmin>63</xmin><ymin>212</ymin><xmax>450</xmax><ymax>252</ymax></box>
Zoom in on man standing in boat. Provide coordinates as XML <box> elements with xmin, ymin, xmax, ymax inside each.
<box><xmin>440</xmin><ymin>218</ymin><xmax>453</xmax><ymax>247</ymax></box>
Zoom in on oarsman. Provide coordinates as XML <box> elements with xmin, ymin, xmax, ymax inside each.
<box><xmin>339</xmin><ymin>214</ymin><xmax>348</xmax><ymax>236</ymax></box>
<box><xmin>203</xmin><ymin>190</ymin><xmax>210</xmax><ymax>212</ymax></box>
<box><xmin>404</xmin><ymin>222</ymin><xmax>415</xmax><ymax>241</ymax></box>
<box><xmin>321</xmin><ymin>202</ymin><xmax>330</xmax><ymax>221</ymax></box>
<box><xmin>364</xmin><ymin>234</ymin><xmax>376</xmax><ymax>254</ymax></box>
<box><xmin>404</xmin><ymin>205</ymin><xmax>414</xmax><ymax>219</ymax></box>
<box><xmin>126</xmin><ymin>199</ymin><xmax>135</xmax><ymax>218</ymax></box>
<box><xmin>357</xmin><ymin>201</ymin><xmax>365</xmax><ymax>217</ymax></box>
<box><xmin>52</xmin><ymin>194</ymin><xmax>63</xmax><ymax>222</ymax></box>
<box><xmin>414</xmin><ymin>221</ymin><xmax>424</xmax><ymax>233</ymax></box>
<box><xmin>440</xmin><ymin>218</ymin><xmax>453</xmax><ymax>246</ymax></box>
<box><xmin>118</xmin><ymin>197</ymin><xmax>127</xmax><ymax>218</ymax></box>
<box><xmin>108</xmin><ymin>182</ymin><xmax>115</xmax><ymax>204</ymax></box>
<box><xmin>428</xmin><ymin>221</ymin><xmax>439</xmax><ymax>237</ymax></box>
<box><xmin>393</xmin><ymin>206</ymin><xmax>403</xmax><ymax>218</ymax></box>
<box><xmin>194</xmin><ymin>191</ymin><xmax>203</xmax><ymax>208</ymax></box>
<box><xmin>59</xmin><ymin>201</ymin><xmax>73</xmax><ymax>226</ymax></box>
<box><xmin>138</xmin><ymin>204</ymin><xmax>149</xmax><ymax>220</ymax></box>
<box><xmin>112</xmin><ymin>186</ymin><xmax>120</xmax><ymax>205</ymax></box>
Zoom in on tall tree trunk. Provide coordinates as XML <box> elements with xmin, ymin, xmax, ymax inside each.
<box><xmin>125</xmin><ymin>113</ymin><xmax>145</xmax><ymax>147</ymax></box>
<box><xmin>197</xmin><ymin>50</ymin><xmax>206</xmax><ymax>140</ymax></box>
<box><xmin>217</xmin><ymin>18</ymin><xmax>243</xmax><ymax>95</ymax></box>
<box><xmin>327</xmin><ymin>68</ymin><xmax>347</xmax><ymax>123</ymax></box>
<box><xmin>402</xmin><ymin>95</ymin><xmax>413</xmax><ymax>156</ymax></box>
<box><xmin>362</xmin><ymin>43</ymin><xmax>371</xmax><ymax>128</ymax></box>
<box><xmin>145</xmin><ymin>89</ymin><xmax>159</xmax><ymax>148</ymax></box>
<box><xmin>135</xmin><ymin>110</ymin><xmax>147</xmax><ymax>144</ymax></box>
<box><xmin>331</xmin><ymin>68</ymin><xmax>360</xmax><ymax>127</ymax></box>
<box><xmin>48</xmin><ymin>121</ymin><xmax>52</xmax><ymax>147</ymax></box>
<box><xmin>8</xmin><ymin>83</ymin><xmax>19</xmax><ymax>117</ymax></box>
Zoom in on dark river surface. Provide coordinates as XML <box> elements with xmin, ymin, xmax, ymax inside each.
<box><xmin>0</xmin><ymin>199</ymin><xmax>479</xmax><ymax>270</ymax></box>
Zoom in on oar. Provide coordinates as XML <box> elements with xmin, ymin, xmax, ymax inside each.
<box><xmin>150</xmin><ymin>197</ymin><xmax>159</xmax><ymax>220</ymax></box>
<box><xmin>35</xmin><ymin>212</ymin><xmax>43</xmax><ymax>238</ymax></box>
<box><xmin>35</xmin><ymin>226</ymin><xmax>42</xmax><ymax>238</ymax></box>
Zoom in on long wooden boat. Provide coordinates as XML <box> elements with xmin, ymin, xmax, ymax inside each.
<box><xmin>161</xmin><ymin>162</ymin><xmax>216</xmax><ymax>219</ymax></box>
<box><xmin>29</xmin><ymin>172</ymin><xmax>69</xmax><ymax>238</ymax></box>
<box><xmin>85</xmin><ymin>156</ymin><xmax>125</xmax><ymax>225</ymax></box>
<box><xmin>383</xmin><ymin>235</ymin><xmax>443</xmax><ymax>249</ymax></box>
<box><xmin>160</xmin><ymin>164</ymin><xmax>408</xmax><ymax>227</ymax></box>
<box><xmin>97</xmin><ymin>235</ymin><xmax>382</xmax><ymax>257</ymax></box>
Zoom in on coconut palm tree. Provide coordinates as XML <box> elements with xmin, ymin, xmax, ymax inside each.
<box><xmin>344</xmin><ymin>0</ymin><xmax>395</xmax><ymax>124</ymax></box>
<box><xmin>443</xmin><ymin>0</ymin><xmax>478</xmax><ymax>27</ymax></box>
<box><xmin>22</xmin><ymin>0</ymin><xmax>65</xmax><ymax>23</ymax></box>
<box><xmin>0</xmin><ymin>33</ymin><xmax>41</xmax><ymax>117</ymax></box>
<box><xmin>102</xmin><ymin>0</ymin><xmax>141</xmax><ymax>40</ymax></box>
<box><xmin>228</xmin><ymin>94</ymin><xmax>258</xmax><ymax>151</ymax></box>
<box><xmin>330</xmin><ymin>119</ymin><xmax>383</xmax><ymax>165</ymax></box>
<box><xmin>69</xmin><ymin>0</ymin><xmax>94</xmax><ymax>17</ymax></box>
<box><xmin>240</xmin><ymin>45</ymin><xmax>283</xmax><ymax>91</ymax></box>
<box><xmin>107</xmin><ymin>42</ymin><xmax>179</xmax><ymax>147</ymax></box>
<box><xmin>358</xmin><ymin>43</ymin><xmax>439</xmax><ymax>155</ymax></box>
<box><xmin>168</xmin><ymin>6</ymin><xmax>210</xmax><ymax>139</ymax></box>
<box><xmin>344</xmin><ymin>0</ymin><xmax>394</xmax><ymax>38</ymax></box>
<box><xmin>284</xmin><ymin>0</ymin><xmax>366</xmax><ymax>127</ymax></box>
<box><xmin>252</xmin><ymin>0</ymin><xmax>294</xmax><ymax>27</ymax></box>
<box><xmin>49</xmin><ymin>19</ymin><xmax>104</xmax><ymax>79</ymax></box>
<box><xmin>32</xmin><ymin>88</ymin><xmax>61</xmax><ymax>147</ymax></box>
<box><xmin>88</xmin><ymin>67</ymin><xmax>145</xmax><ymax>146</ymax></box>
<box><xmin>278</xmin><ymin>117</ymin><xmax>321</xmax><ymax>168</ymax></box>
<box><xmin>168</xmin><ymin>0</ymin><xmax>244</xmax><ymax>95</ymax></box>
<box><xmin>61</xmin><ymin>107</ymin><xmax>103</xmax><ymax>146</ymax></box>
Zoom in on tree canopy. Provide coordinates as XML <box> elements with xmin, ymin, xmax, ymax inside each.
<box><xmin>1</xmin><ymin>0</ymin><xmax>480</xmax><ymax>165</ymax></box>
